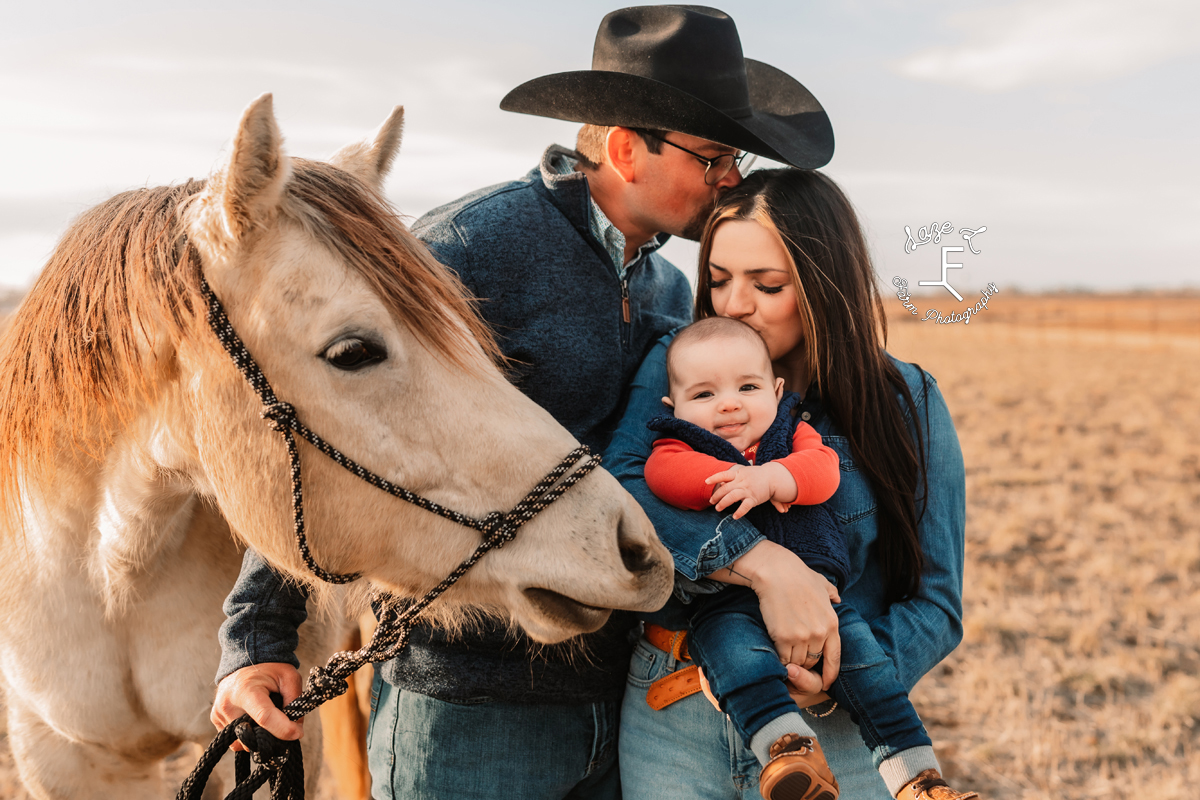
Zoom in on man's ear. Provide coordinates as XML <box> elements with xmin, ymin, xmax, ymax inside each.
<box><xmin>661</xmin><ymin>396</ymin><xmax>675</xmax><ymax>409</ymax></box>
<box><xmin>774</xmin><ymin>377</ymin><xmax>785</xmax><ymax>401</ymax></box>
<box><xmin>605</xmin><ymin>127</ymin><xmax>639</xmax><ymax>184</ymax></box>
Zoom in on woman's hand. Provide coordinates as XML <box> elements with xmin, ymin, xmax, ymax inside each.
<box><xmin>711</xmin><ymin>540</ymin><xmax>841</xmax><ymax>690</ymax></box>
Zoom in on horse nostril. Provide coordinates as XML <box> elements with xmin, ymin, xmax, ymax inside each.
<box><xmin>617</xmin><ymin>514</ymin><xmax>655</xmax><ymax>574</ymax></box>
<box><xmin>619</xmin><ymin>541</ymin><xmax>653</xmax><ymax>574</ymax></box>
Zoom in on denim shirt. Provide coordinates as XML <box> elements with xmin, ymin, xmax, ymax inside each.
<box><xmin>603</xmin><ymin>333</ymin><xmax>966</xmax><ymax>691</ymax></box>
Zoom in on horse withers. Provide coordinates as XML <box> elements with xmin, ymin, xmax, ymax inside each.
<box><xmin>0</xmin><ymin>95</ymin><xmax>673</xmax><ymax>799</ymax></box>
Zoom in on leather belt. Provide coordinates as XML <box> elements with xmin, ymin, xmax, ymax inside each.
<box><xmin>645</xmin><ymin>623</ymin><xmax>690</xmax><ymax>661</ymax></box>
<box><xmin>643</xmin><ymin>624</ymin><xmax>702</xmax><ymax>710</ymax></box>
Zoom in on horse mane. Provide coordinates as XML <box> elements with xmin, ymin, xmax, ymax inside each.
<box><xmin>0</xmin><ymin>159</ymin><xmax>501</xmax><ymax>526</ymax></box>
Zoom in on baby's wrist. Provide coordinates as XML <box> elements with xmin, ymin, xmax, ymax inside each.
<box><xmin>765</xmin><ymin>462</ymin><xmax>798</xmax><ymax>503</ymax></box>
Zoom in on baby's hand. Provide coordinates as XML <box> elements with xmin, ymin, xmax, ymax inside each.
<box><xmin>705</xmin><ymin>463</ymin><xmax>797</xmax><ymax>519</ymax></box>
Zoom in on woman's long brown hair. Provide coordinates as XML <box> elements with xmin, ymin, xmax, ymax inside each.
<box><xmin>696</xmin><ymin>169</ymin><xmax>929</xmax><ymax>603</ymax></box>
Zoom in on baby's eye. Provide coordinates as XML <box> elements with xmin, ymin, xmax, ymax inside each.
<box><xmin>739</xmin><ymin>384</ymin><xmax>760</xmax><ymax>392</ymax></box>
<box><xmin>692</xmin><ymin>391</ymin><xmax>714</xmax><ymax>400</ymax></box>
<box><xmin>755</xmin><ymin>284</ymin><xmax>784</xmax><ymax>295</ymax></box>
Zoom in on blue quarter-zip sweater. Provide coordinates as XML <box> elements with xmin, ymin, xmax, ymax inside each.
<box><xmin>216</xmin><ymin>146</ymin><xmax>693</xmax><ymax>705</ymax></box>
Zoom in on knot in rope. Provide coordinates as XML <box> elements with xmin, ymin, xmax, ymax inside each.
<box><xmin>261</xmin><ymin>401</ymin><xmax>298</xmax><ymax>432</ymax></box>
<box><xmin>479</xmin><ymin>511</ymin><xmax>517</xmax><ymax>548</ymax></box>
<box><xmin>234</xmin><ymin>720</ymin><xmax>288</xmax><ymax>761</ymax></box>
<box><xmin>305</xmin><ymin>666</ymin><xmax>350</xmax><ymax>700</ymax></box>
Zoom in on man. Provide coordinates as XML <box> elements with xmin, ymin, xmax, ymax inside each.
<box><xmin>211</xmin><ymin>6</ymin><xmax>833</xmax><ymax>798</ymax></box>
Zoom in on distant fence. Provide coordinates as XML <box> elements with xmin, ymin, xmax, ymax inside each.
<box><xmin>888</xmin><ymin>294</ymin><xmax>1200</xmax><ymax>341</ymax></box>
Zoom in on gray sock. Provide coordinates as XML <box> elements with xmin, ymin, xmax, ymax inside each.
<box><xmin>878</xmin><ymin>746</ymin><xmax>940</xmax><ymax>797</ymax></box>
<box><xmin>748</xmin><ymin>712</ymin><xmax>815</xmax><ymax>766</ymax></box>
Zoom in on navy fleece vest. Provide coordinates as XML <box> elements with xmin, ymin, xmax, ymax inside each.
<box><xmin>648</xmin><ymin>392</ymin><xmax>851</xmax><ymax>585</ymax></box>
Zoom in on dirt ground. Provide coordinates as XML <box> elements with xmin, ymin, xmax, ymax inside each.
<box><xmin>1</xmin><ymin>293</ymin><xmax>1197</xmax><ymax>798</ymax></box>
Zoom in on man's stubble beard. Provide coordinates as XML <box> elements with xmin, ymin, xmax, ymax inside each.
<box><xmin>679</xmin><ymin>196</ymin><xmax>718</xmax><ymax>241</ymax></box>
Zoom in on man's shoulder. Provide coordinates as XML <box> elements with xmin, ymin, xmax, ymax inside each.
<box><xmin>411</xmin><ymin>170</ymin><xmax>543</xmax><ymax>238</ymax></box>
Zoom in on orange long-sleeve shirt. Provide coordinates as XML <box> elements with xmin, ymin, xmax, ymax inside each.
<box><xmin>645</xmin><ymin>422</ymin><xmax>841</xmax><ymax>511</ymax></box>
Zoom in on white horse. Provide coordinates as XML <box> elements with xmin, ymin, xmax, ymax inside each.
<box><xmin>0</xmin><ymin>95</ymin><xmax>673</xmax><ymax>799</ymax></box>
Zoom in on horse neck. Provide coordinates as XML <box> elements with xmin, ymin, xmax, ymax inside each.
<box><xmin>19</xmin><ymin>394</ymin><xmax>203</xmax><ymax>608</ymax></box>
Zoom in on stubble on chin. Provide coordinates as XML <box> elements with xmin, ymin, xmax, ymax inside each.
<box><xmin>680</xmin><ymin>198</ymin><xmax>718</xmax><ymax>241</ymax></box>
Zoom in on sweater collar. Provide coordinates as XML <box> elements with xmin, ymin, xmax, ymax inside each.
<box><xmin>536</xmin><ymin>145</ymin><xmax>670</xmax><ymax>263</ymax></box>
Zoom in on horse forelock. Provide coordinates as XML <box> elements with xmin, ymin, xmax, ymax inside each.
<box><xmin>0</xmin><ymin>159</ymin><xmax>502</xmax><ymax>530</ymax></box>
<box><xmin>281</xmin><ymin>159</ymin><xmax>503</xmax><ymax>374</ymax></box>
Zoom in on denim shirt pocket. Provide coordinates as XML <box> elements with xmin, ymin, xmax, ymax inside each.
<box><xmin>823</xmin><ymin>436</ymin><xmax>877</xmax><ymax>526</ymax></box>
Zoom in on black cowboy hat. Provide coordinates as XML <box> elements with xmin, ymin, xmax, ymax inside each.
<box><xmin>500</xmin><ymin>5</ymin><xmax>834</xmax><ymax>170</ymax></box>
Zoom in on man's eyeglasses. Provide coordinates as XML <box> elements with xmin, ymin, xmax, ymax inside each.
<box><xmin>637</xmin><ymin>130</ymin><xmax>757</xmax><ymax>186</ymax></box>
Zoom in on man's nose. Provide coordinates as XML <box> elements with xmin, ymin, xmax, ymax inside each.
<box><xmin>714</xmin><ymin>164</ymin><xmax>742</xmax><ymax>191</ymax></box>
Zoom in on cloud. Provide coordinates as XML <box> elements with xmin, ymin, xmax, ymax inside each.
<box><xmin>894</xmin><ymin>0</ymin><xmax>1200</xmax><ymax>91</ymax></box>
<box><xmin>87</xmin><ymin>54</ymin><xmax>352</xmax><ymax>85</ymax></box>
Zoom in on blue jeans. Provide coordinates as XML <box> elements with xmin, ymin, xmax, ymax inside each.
<box><xmin>367</xmin><ymin>670</ymin><xmax>621</xmax><ymax>799</ymax></box>
<box><xmin>620</xmin><ymin>637</ymin><xmax>890</xmax><ymax>800</ymax></box>
<box><xmin>688</xmin><ymin>584</ymin><xmax>932</xmax><ymax>768</ymax></box>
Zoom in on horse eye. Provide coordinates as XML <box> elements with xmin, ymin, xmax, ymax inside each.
<box><xmin>324</xmin><ymin>337</ymin><xmax>387</xmax><ymax>371</ymax></box>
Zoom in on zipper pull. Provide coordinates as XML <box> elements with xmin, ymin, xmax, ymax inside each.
<box><xmin>621</xmin><ymin>279</ymin><xmax>630</xmax><ymax>323</ymax></box>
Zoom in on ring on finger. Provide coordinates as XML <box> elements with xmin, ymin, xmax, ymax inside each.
<box><xmin>805</xmin><ymin>651</ymin><xmax>822</xmax><ymax>661</ymax></box>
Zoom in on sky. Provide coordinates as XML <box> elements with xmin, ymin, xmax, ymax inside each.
<box><xmin>1</xmin><ymin>0</ymin><xmax>1198</xmax><ymax>294</ymax></box>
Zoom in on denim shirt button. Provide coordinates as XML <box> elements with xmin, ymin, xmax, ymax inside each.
<box><xmin>801</xmin><ymin>411</ymin><xmax>812</xmax><ymax>421</ymax></box>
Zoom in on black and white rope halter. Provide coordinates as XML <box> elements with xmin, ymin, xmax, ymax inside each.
<box><xmin>179</xmin><ymin>276</ymin><xmax>600</xmax><ymax>800</ymax></box>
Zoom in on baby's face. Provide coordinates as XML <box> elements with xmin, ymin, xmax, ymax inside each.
<box><xmin>666</xmin><ymin>336</ymin><xmax>784</xmax><ymax>452</ymax></box>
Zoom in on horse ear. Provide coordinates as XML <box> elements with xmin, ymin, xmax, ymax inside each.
<box><xmin>200</xmin><ymin>93</ymin><xmax>291</xmax><ymax>245</ymax></box>
<box><xmin>329</xmin><ymin>106</ymin><xmax>404</xmax><ymax>191</ymax></box>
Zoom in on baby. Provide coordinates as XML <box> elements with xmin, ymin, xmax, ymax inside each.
<box><xmin>645</xmin><ymin>317</ymin><xmax>977</xmax><ymax>800</ymax></box>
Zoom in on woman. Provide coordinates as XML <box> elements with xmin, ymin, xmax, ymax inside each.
<box><xmin>604</xmin><ymin>169</ymin><xmax>966</xmax><ymax>799</ymax></box>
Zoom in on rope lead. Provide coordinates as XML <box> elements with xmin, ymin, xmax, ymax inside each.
<box><xmin>179</xmin><ymin>277</ymin><xmax>600</xmax><ymax>799</ymax></box>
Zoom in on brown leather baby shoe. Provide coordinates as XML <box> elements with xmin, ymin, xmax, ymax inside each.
<box><xmin>895</xmin><ymin>769</ymin><xmax>979</xmax><ymax>800</ymax></box>
<box><xmin>758</xmin><ymin>733</ymin><xmax>840</xmax><ymax>800</ymax></box>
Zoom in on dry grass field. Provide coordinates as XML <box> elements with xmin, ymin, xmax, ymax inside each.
<box><xmin>0</xmin><ymin>292</ymin><xmax>1197</xmax><ymax>797</ymax></box>
<box><xmin>892</xmin><ymin>293</ymin><xmax>1200</xmax><ymax>799</ymax></box>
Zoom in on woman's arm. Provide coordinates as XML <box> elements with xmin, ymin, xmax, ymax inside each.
<box><xmin>710</xmin><ymin>540</ymin><xmax>841</xmax><ymax>690</ymax></box>
<box><xmin>866</xmin><ymin>372</ymin><xmax>966</xmax><ymax>690</ymax></box>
